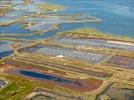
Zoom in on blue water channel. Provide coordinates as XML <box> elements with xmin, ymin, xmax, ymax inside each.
<box><xmin>0</xmin><ymin>23</ymin><xmax>32</xmax><ymax>34</ymax></box>
<box><xmin>0</xmin><ymin>51</ymin><xmax>13</xmax><ymax>59</ymax></box>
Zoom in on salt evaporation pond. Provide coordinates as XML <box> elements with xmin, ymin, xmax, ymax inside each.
<box><xmin>20</xmin><ymin>44</ymin><xmax>107</xmax><ymax>63</ymax></box>
<box><xmin>55</xmin><ymin>38</ymin><xmax>134</xmax><ymax>51</ymax></box>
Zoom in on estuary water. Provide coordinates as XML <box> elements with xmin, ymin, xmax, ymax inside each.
<box><xmin>1</xmin><ymin>0</ymin><xmax>134</xmax><ymax>39</ymax></box>
<box><xmin>43</xmin><ymin>0</ymin><xmax>134</xmax><ymax>37</ymax></box>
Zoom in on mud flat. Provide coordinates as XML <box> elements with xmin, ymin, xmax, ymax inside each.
<box><xmin>0</xmin><ymin>1</ymin><xmax>134</xmax><ymax>99</ymax></box>
<box><xmin>25</xmin><ymin>88</ymin><xmax>81</xmax><ymax>100</ymax></box>
<box><xmin>0</xmin><ymin>2</ymin><xmax>11</xmax><ymax>16</ymax></box>
<box><xmin>29</xmin><ymin>95</ymin><xmax>56</xmax><ymax>100</ymax></box>
<box><xmin>96</xmin><ymin>83</ymin><xmax>134</xmax><ymax>100</ymax></box>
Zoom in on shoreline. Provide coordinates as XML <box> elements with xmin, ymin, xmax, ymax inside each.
<box><xmin>58</xmin><ymin>28</ymin><xmax>134</xmax><ymax>43</ymax></box>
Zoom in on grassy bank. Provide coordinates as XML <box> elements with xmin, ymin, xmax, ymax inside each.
<box><xmin>58</xmin><ymin>28</ymin><xmax>134</xmax><ymax>42</ymax></box>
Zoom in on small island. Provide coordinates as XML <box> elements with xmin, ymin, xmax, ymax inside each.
<box><xmin>38</xmin><ymin>2</ymin><xmax>65</xmax><ymax>11</ymax></box>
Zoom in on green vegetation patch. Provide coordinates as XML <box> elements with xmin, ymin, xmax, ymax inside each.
<box><xmin>58</xmin><ymin>28</ymin><xmax>134</xmax><ymax>42</ymax></box>
<box><xmin>0</xmin><ymin>75</ymin><xmax>35</xmax><ymax>100</ymax></box>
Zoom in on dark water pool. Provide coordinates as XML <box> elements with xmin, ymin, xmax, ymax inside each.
<box><xmin>0</xmin><ymin>51</ymin><xmax>13</xmax><ymax>59</ymax></box>
<box><xmin>19</xmin><ymin>70</ymin><xmax>81</xmax><ymax>86</ymax></box>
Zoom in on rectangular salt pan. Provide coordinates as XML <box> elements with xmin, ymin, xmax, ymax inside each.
<box><xmin>22</xmin><ymin>44</ymin><xmax>107</xmax><ymax>63</ymax></box>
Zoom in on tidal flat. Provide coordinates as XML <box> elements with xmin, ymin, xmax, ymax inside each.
<box><xmin>0</xmin><ymin>0</ymin><xmax>134</xmax><ymax>100</ymax></box>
